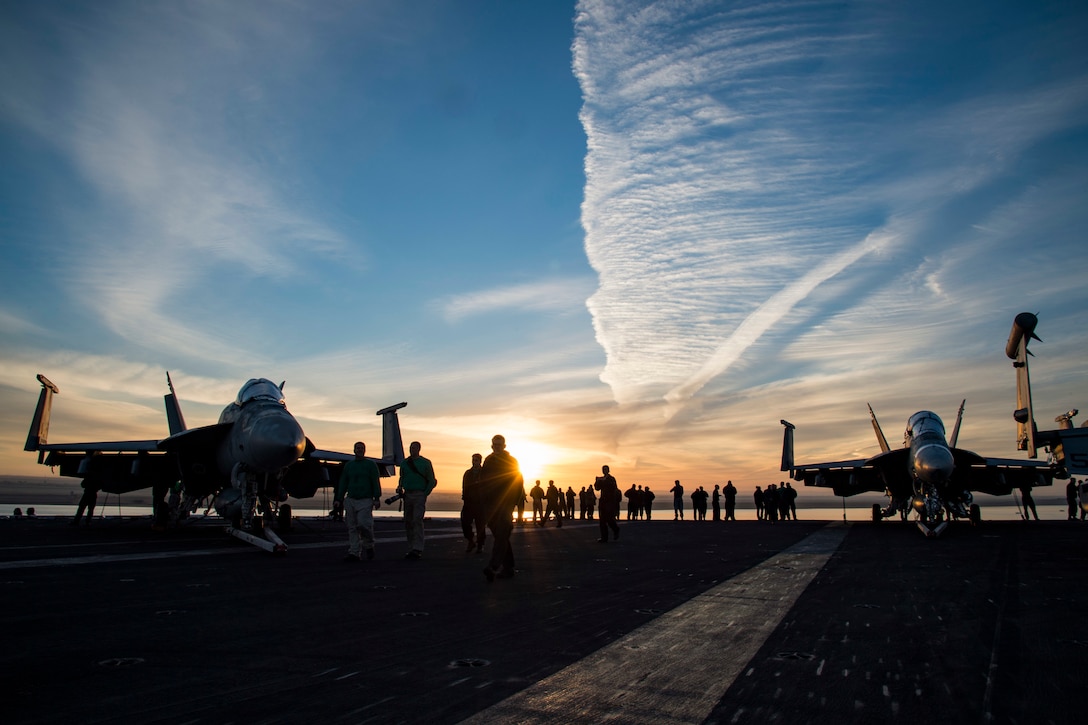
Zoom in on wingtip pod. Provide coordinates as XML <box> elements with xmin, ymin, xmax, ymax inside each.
<box><xmin>1006</xmin><ymin>312</ymin><xmax>1041</xmax><ymax>360</ymax></box>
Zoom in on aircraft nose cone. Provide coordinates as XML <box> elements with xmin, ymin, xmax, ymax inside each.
<box><xmin>244</xmin><ymin>412</ymin><xmax>306</xmax><ymax>472</ymax></box>
<box><xmin>914</xmin><ymin>444</ymin><xmax>954</xmax><ymax>484</ymax></box>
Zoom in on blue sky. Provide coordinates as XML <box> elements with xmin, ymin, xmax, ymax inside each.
<box><xmin>2</xmin><ymin>0</ymin><xmax>1086</xmax><ymax>499</ymax></box>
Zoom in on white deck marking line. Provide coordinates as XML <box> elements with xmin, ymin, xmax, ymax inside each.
<box><xmin>0</xmin><ymin>529</ymin><xmax>468</xmax><ymax>570</ymax></box>
<box><xmin>460</xmin><ymin>523</ymin><xmax>849</xmax><ymax>725</ymax></box>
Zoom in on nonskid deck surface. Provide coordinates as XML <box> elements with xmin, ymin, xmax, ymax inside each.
<box><xmin>0</xmin><ymin>516</ymin><xmax>1083</xmax><ymax>724</ymax></box>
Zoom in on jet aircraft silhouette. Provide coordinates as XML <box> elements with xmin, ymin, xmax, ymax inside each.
<box><xmin>24</xmin><ymin>373</ymin><xmax>406</xmax><ymax>552</ymax></box>
<box><xmin>781</xmin><ymin>400</ymin><xmax>1054</xmax><ymax>537</ymax></box>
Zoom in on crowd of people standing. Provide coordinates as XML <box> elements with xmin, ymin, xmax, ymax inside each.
<box><xmin>752</xmin><ymin>482</ymin><xmax>799</xmax><ymax>522</ymax></box>
<box><xmin>526</xmin><ymin>479</ymin><xmax>584</xmax><ymax>526</ymax></box>
<box><xmin>505</xmin><ymin>474</ymin><xmax>802</xmax><ymax>527</ymax></box>
<box><xmin>335</xmin><ymin>445</ymin><xmax>1085</xmax><ymax>576</ymax></box>
<box><xmin>335</xmin><ymin>436</ymin><xmax>806</xmax><ymax>581</ymax></box>
<box><xmin>516</xmin><ymin>476</ymin><xmax>796</xmax><ymax>525</ymax></box>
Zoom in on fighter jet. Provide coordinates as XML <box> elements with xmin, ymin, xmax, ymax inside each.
<box><xmin>24</xmin><ymin>373</ymin><xmax>406</xmax><ymax>552</ymax></box>
<box><xmin>780</xmin><ymin>399</ymin><xmax>1054</xmax><ymax>537</ymax></box>
<box><xmin>1006</xmin><ymin>312</ymin><xmax>1088</xmax><ymax>477</ymax></box>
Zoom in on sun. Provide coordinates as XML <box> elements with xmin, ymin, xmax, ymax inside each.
<box><xmin>512</xmin><ymin>440</ymin><xmax>552</xmax><ymax>482</ymax></box>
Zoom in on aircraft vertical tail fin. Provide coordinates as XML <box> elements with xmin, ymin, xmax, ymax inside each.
<box><xmin>377</xmin><ymin>402</ymin><xmax>407</xmax><ymax>466</ymax></box>
<box><xmin>1007</xmin><ymin>312</ymin><xmax>1041</xmax><ymax>457</ymax></box>
<box><xmin>25</xmin><ymin>374</ymin><xmax>59</xmax><ymax>452</ymax></box>
<box><xmin>868</xmin><ymin>404</ymin><xmax>891</xmax><ymax>453</ymax></box>
<box><xmin>780</xmin><ymin>420</ymin><xmax>796</xmax><ymax>473</ymax></box>
<box><xmin>164</xmin><ymin>372</ymin><xmax>188</xmax><ymax>435</ymax></box>
<box><xmin>949</xmin><ymin>399</ymin><xmax>966</xmax><ymax>448</ymax></box>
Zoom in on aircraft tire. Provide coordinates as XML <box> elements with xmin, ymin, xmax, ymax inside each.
<box><xmin>278</xmin><ymin>504</ymin><xmax>292</xmax><ymax>531</ymax></box>
<box><xmin>871</xmin><ymin>504</ymin><xmax>882</xmax><ymax>522</ymax></box>
<box><xmin>969</xmin><ymin>503</ymin><xmax>981</xmax><ymax>526</ymax></box>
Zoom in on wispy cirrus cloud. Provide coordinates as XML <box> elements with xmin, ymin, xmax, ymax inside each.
<box><xmin>438</xmin><ymin>277</ymin><xmax>596</xmax><ymax>322</ymax></box>
<box><xmin>0</xmin><ymin>310</ymin><xmax>46</xmax><ymax>338</ymax></box>
<box><xmin>664</xmin><ymin>226</ymin><xmax>895</xmax><ymax>411</ymax></box>
<box><xmin>0</xmin><ymin>2</ymin><xmax>354</xmax><ymax>361</ymax></box>
<box><xmin>574</xmin><ymin>0</ymin><xmax>1088</xmax><ymax>415</ymax></box>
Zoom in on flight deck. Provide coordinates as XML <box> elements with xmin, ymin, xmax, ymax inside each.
<box><xmin>1</xmin><ymin>515</ymin><xmax>1083</xmax><ymax>724</ymax></box>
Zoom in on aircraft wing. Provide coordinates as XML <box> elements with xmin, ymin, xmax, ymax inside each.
<box><xmin>273</xmin><ymin>402</ymin><xmax>406</xmax><ymax>500</ymax></box>
<box><xmin>158</xmin><ymin>424</ymin><xmax>231</xmax><ymax>452</ymax></box>
<box><xmin>952</xmin><ymin>455</ymin><xmax>1054</xmax><ymax>495</ymax></box>
<box><xmin>36</xmin><ymin>440</ymin><xmax>161</xmax><ymax>452</ymax></box>
<box><xmin>276</xmin><ymin>446</ymin><xmax>399</xmax><ymax>501</ymax></box>
<box><xmin>790</xmin><ymin>457</ymin><xmax>884</xmax><ymax>496</ymax></box>
<box><xmin>39</xmin><ymin>425</ymin><xmax>238</xmax><ymax>497</ymax></box>
<box><xmin>33</xmin><ymin>439</ymin><xmax>176</xmax><ymax>495</ymax></box>
<box><xmin>790</xmin><ymin>449</ymin><xmax>910</xmax><ymax>497</ymax></box>
<box><xmin>978</xmin><ymin>456</ymin><xmax>1055</xmax><ymax>473</ymax></box>
<box><xmin>781</xmin><ymin>419</ymin><xmax>908</xmax><ymax>497</ymax></box>
<box><xmin>297</xmin><ymin>402</ymin><xmax>405</xmax><ymax>480</ymax></box>
<box><xmin>946</xmin><ymin>446</ymin><xmax>1054</xmax><ymax>494</ymax></box>
<box><xmin>24</xmin><ymin>373</ymin><xmax>179</xmax><ymax>494</ymax></box>
<box><xmin>307</xmin><ymin>448</ymin><xmax>399</xmax><ymax>473</ymax></box>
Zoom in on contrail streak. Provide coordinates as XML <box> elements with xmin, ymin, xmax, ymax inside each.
<box><xmin>664</xmin><ymin>230</ymin><xmax>891</xmax><ymax>413</ymax></box>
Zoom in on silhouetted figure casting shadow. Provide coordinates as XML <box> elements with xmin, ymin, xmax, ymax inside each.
<box><xmin>670</xmin><ymin>480</ymin><xmax>684</xmax><ymax>520</ymax></box>
<box><xmin>480</xmin><ymin>435</ymin><xmax>523</xmax><ymax>581</ymax></box>
<box><xmin>529</xmin><ymin>480</ymin><xmax>544</xmax><ymax>524</ymax></box>
<box><xmin>723</xmin><ymin>480</ymin><xmax>737</xmax><ymax>521</ymax></box>
<box><xmin>1019</xmin><ymin>485</ymin><xmax>1039</xmax><ymax>521</ymax></box>
<box><xmin>542</xmin><ymin>480</ymin><xmax>563</xmax><ymax>527</ymax></box>
<box><xmin>72</xmin><ymin>479</ymin><xmax>99</xmax><ymax>526</ymax></box>
<box><xmin>784</xmin><ymin>481</ymin><xmax>798</xmax><ymax>520</ymax></box>
<box><xmin>461</xmin><ymin>453</ymin><xmax>487</xmax><ymax>552</ymax></box>
<box><xmin>625</xmin><ymin>484</ymin><xmax>638</xmax><ymax>521</ymax></box>
<box><xmin>595</xmin><ymin>465</ymin><xmax>621</xmax><ymax>542</ymax></box>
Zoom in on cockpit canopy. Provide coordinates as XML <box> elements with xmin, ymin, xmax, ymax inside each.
<box><xmin>905</xmin><ymin>410</ymin><xmax>945</xmax><ymax>442</ymax></box>
<box><xmin>236</xmin><ymin>378</ymin><xmax>285</xmax><ymax>406</ymax></box>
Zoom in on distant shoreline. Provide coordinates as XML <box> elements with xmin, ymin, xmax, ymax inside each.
<box><xmin>0</xmin><ymin>475</ymin><xmax>1070</xmax><ymax>510</ymax></box>
<box><xmin>0</xmin><ymin>476</ymin><xmax>86</xmax><ymax>505</ymax></box>
<box><xmin>0</xmin><ymin>475</ymin><xmax>461</xmax><ymax>511</ymax></box>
